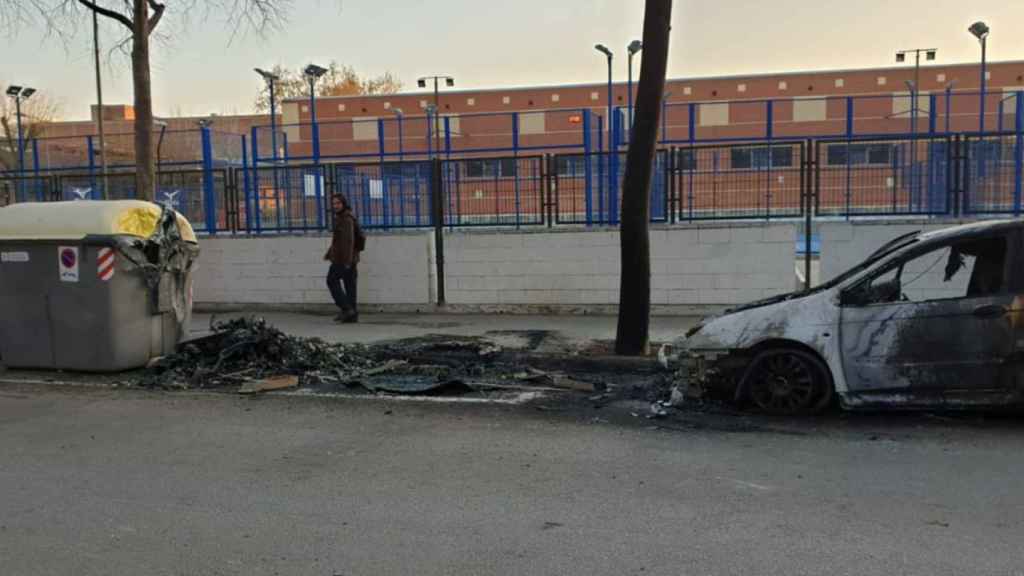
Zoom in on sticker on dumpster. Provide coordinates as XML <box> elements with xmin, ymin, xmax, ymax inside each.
<box><xmin>1</xmin><ymin>252</ymin><xmax>29</xmax><ymax>263</ymax></box>
<box><xmin>58</xmin><ymin>246</ymin><xmax>79</xmax><ymax>283</ymax></box>
<box><xmin>97</xmin><ymin>247</ymin><xmax>115</xmax><ymax>282</ymax></box>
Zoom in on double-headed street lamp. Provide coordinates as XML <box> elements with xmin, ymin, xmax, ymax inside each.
<box><xmin>627</xmin><ymin>40</ymin><xmax>643</xmax><ymax>135</ymax></box>
<box><xmin>417</xmin><ymin>75</ymin><xmax>454</xmax><ymax>159</ymax></box>
<box><xmin>6</xmin><ymin>85</ymin><xmax>36</xmax><ymax>175</ymax></box>
<box><xmin>304</xmin><ymin>64</ymin><xmax>328</xmax><ymax>161</ymax></box>
<box><xmin>594</xmin><ymin>44</ymin><xmax>615</xmax><ymax>208</ymax></box>
<box><xmin>968</xmin><ymin>21</ymin><xmax>990</xmax><ymax>132</ymax></box>
<box><xmin>255</xmin><ymin>67</ymin><xmax>281</xmax><ymax>162</ymax></box>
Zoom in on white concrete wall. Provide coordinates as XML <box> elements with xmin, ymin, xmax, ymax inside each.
<box><xmin>193</xmin><ymin>232</ymin><xmax>435</xmax><ymax>306</ymax></box>
<box><xmin>819</xmin><ymin>220</ymin><xmax>963</xmax><ymax>282</ymax></box>
<box><xmin>193</xmin><ymin>224</ymin><xmax>797</xmax><ymax>310</ymax></box>
<box><xmin>445</xmin><ymin>224</ymin><xmax>797</xmax><ymax>306</ymax></box>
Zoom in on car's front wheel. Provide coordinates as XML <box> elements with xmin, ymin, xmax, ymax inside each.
<box><xmin>745</xmin><ymin>349</ymin><xmax>833</xmax><ymax>415</ymax></box>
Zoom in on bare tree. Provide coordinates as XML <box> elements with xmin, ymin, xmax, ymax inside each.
<box><xmin>2</xmin><ymin>0</ymin><xmax>292</xmax><ymax>201</ymax></box>
<box><xmin>0</xmin><ymin>90</ymin><xmax>60</xmax><ymax>172</ymax></box>
<box><xmin>614</xmin><ymin>0</ymin><xmax>673</xmax><ymax>356</ymax></box>
<box><xmin>253</xmin><ymin>62</ymin><xmax>402</xmax><ymax>113</ymax></box>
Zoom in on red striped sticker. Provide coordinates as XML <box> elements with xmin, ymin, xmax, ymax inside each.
<box><xmin>97</xmin><ymin>247</ymin><xmax>115</xmax><ymax>282</ymax></box>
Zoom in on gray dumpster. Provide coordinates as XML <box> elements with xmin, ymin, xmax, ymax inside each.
<box><xmin>0</xmin><ymin>200</ymin><xmax>200</xmax><ymax>372</ymax></box>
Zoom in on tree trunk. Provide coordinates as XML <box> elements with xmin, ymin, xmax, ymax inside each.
<box><xmin>614</xmin><ymin>0</ymin><xmax>673</xmax><ymax>356</ymax></box>
<box><xmin>131</xmin><ymin>0</ymin><xmax>155</xmax><ymax>202</ymax></box>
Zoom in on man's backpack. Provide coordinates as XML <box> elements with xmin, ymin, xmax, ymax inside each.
<box><xmin>354</xmin><ymin>219</ymin><xmax>367</xmax><ymax>252</ymax></box>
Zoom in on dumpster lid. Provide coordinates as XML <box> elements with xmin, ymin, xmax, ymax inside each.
<box><xmin>0</xmin><ymin>201</ymin><xmax>197</xmax><ymax>243</ymax></box>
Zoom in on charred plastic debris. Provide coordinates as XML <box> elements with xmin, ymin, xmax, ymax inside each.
<box><xmin>138</xmin><ymin>317</ymin><xmax>684</xmax><ymax>407</ymax></box>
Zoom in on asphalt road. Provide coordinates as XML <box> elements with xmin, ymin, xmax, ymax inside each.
<box><xmin>1</xmin><ymin>384</ymin><xmax>1023</xmax><ymax>576</ymax></box>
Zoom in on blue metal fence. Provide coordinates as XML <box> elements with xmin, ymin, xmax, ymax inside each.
<box><xmin>4</xmin><ymin>91</ymin><xmax>1024</xmax><ymax>231</ymax></box>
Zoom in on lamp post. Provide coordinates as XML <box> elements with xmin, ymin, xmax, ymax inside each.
<box><xmin>254</xmin><ymin>68</ymin><xmax>281</xmax><ymax>163</ymax></box>
<box><xmin>896</xmin><ymin>48</ymin><xmax>936</xmax><ymax>132</ymax></box>
<box><xmin>595</xmin><ymin>44</ymin><xmax>614</xmax><ymax>210</ymax></box>
<box><xmin>392</xmin><ymin>108</ymin><xmax>405</xmax><ymax>162</ymax></box>
<box><xmin>627</xmin><ymin>40</ymin><xmax>642</xmax><ymax>139</ymax></box>
<box><xmin>417</xmin><ymin>75</ymin><xmax>455</xmax><ymax>160</ymax></box>
<box><xmin>5</xmin><ymin>85</ymin><xmax>35</xmax><ymax>175</ymax></box>
<box><xmin>969</xmin><ymin>21</ymin><xmax>990</xmax><ymax>133</ymax></box>
<box><xmin>304</xmin><ymin>64</ymin><xmax>328</xmax><ymax>162</ymax></box>
<box><xmin>92</xmin><ymin>9</ymin><xmax>109</xmax><ymax>199</ymax></box>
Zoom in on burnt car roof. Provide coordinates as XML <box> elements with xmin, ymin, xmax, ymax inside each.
<box><xmin>916</xmin><ymin>219</ymin><xmax>1023</xmax><ymax>244</ymax></box>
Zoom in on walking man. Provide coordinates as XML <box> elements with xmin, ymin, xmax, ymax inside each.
<box><xmin>325</xmin><ymin>194</ymin><xmax>363</xmax><ymax>323</ymax></box>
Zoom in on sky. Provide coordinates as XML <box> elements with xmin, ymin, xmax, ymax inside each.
<box><xmin>3</xmin><ymin>0</ymin><xmax>1023</xmax><ymax>120</ymax></box>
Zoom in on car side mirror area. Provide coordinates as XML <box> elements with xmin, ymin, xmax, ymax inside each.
<box><xmin>839</xmin><ymin>288</ymin><xmax>864</xmax><ymax>307</ymax></box>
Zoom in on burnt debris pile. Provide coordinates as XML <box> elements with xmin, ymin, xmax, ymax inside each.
<box><xmin>141</xmin><ymin>317</ymin><xmax>378</xmax><ymax>390</ymax></box>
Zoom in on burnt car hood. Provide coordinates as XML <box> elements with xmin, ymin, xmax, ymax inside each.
<box><xmin>682</xmin><ymin>290</ymin><xmax>837</xmax><ymax>353</ymax></box>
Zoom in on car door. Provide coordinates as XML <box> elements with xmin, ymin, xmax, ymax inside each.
<box><xmin>838</xmin><ymin>229</ymin><xmax>1021</xmax><ymax>400</ymax></box>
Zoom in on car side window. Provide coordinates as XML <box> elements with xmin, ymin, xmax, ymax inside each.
<box><xmin>848</xmin><ymin>235</ymin><xmax>1007</xmax><ymax>305</ymax></box>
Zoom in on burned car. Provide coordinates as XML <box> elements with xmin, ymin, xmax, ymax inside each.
<box><xmin>681</xmin><ymin>220</ymin><xmax>1024</xmax><ymax>414</ymax></box>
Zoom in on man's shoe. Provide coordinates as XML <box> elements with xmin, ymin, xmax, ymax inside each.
<box><xmin>342</xmin><ymin>312</ymin><xmax>359</xmax><ymax>324</ymax></box>
<box><xmin>333</xmin><ymin>312</ymin><xmax>348</xmax><ymax>322</ymax></box>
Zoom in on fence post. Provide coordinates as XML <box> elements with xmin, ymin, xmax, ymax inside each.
<box><xmin>928</xmin><ymin>94</ymin><xmax>937</xmax><ymax>135</ymax></box>
<box><xmin>512</xmin><ymin>112</ymin><xmax>521</xmax><ymax>229</ymax></box>
<box><xmin>431</xmin><ymin>158</ymin><xmax>446</xmax><ymax>305</ymax></box>
<box><xmin>610</xmin><ymin>107</ymin><xmax>621</xmax><ymax>224</ymax></box>
<box><xmin>845</xmin><ymin>97</ymin><xmax>854</xmax><ymax>138</ymax></box>
<box><xmin>1015</xmin><ymin>91</ymin><xmax>1023</xmax><ymax>216</ymax></box>
<box><xmin>582</xmin><ymin>108</ymin><xmax>593</xmax><ymax>226</ymax></box>
<box><xmin>765</xmin><ymin>100</ymin><xmax>773</xmax><ymax>140</ymax></box>
<box><xmin>667</xmin><ymin>146</ymin><xmax>676</xmax><ymax>224</ymax></box>
<box><xmin>32</xmin><ymin>139</ymin><xmax>42</xmax><ymax>202</ymax></box>
<box><xmin>87</xmin><ymin>135</ymin><xmax>96</xmax><ymax>199</ymax></box>
<box><xmin>687</xmin><ymin>103</ymin><xmax>696</xmax><ymax>143</ymax></box>
<box><xmin>241</xmin><ymin>134</ymin><xmax>252</xmax><ymax>233</ymax></box>
<box><xmin>803</xmin><ymin>139</ymin><xmax>813</xmax><ymax>291</ymax></box>
<box><xmin>201</xmin><ymin>126</ymin><xmax>216</xmax><ymax>234</ymax></box>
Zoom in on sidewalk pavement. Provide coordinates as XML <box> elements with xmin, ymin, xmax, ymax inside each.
<box><xmin>190</xmin><ymin>312</ymin><xmax>701</xmax><ymax>346</ymax></box>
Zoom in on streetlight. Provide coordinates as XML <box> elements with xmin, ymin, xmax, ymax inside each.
<box><xmin>304</xmin><ymin>63</ymin><xmax>328</xmax><ymax>161</ymax></box>
<box><xmin>968</xmin><ymin>21</ymin><xmax>990</xmax><ymax>132</ymax></box>
<box><xmin>255</xmin><ymin>67</ymin><xmax>281</xmax><ymax>162</ymax></box>
<box><xmin>595</xmin><ymin>44</ymin><xmax>614</xmax><ymax>215</ymax></box>
<box><xmin>392</xmin><ymin>108</ymin><xmax>404</xmax><ymax>162</ymax></box>
<box><xmin>417</xmin><ymin>75</ymin><xmax>455</xmax><ymax>159</ymax></box>
<box><xmin>627</xmin><ymin>40</ymin><xmax>642</xmax><ymax>135</ymax></box>
<box><xmin>6</xmin><ymin>85</ymin><xmax>35</xmax><ymax>175</ymax></box>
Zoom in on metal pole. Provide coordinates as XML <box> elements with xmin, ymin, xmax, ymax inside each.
<box><xmin>269</xmin><ymin>78</ymin><xmax>278</xmax><ymax>162</ymax></box>
<box><xmin>606</xmin><ymin>54</ymin><xmax>614</xmax><ymax>213</ymax></box>
<box><xmin>433</xmin><ymin>78</ymin><xmax>441</xmax><ymax>161</ymax></box>
<box><xmin>308</xmin><ymin>76</ymin><xmax>320</xmax><ymax>163</ymax></box>
<box><xmin>946</xmin><ymin>84</ymin><xmax>953</xmax><ymax>133</ymax></box>
<box><xmin>397</xmin><ymin>114</ymin><xmax>404</xmax><ymax>161</ymax></box>
<box><xmin>980</xmin><ymin>36</ymin><xmax>987</xmax><ymax>133</ymax></box>
<box><xmin>911</xmin><ymin>51</ymin><xmax>919</xmax><ymax>209</ymax></box>
<box><xmin>15</xmin><ymin>96</ymin><xmax>24</xmax><ymax>175</ymax></box>
<box><xmin>92</xmin><ymin>9</ymin><xmax>109</xmax><ymax>199</ymax></box>
<box><xmin>627</xmin><ymin>52</ymin><xmax>633</xmax><ymax>140</ymax></box>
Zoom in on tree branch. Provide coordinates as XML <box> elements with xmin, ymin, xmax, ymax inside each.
<box><xmin>146</xmin><ymin>0</ymin><xmax>165</xmax><ymax>31</ymax></box>
<box><xmin>77</xmin><ymin>0</ymin><xmax>133</xmax><ymax>30</ymax></box>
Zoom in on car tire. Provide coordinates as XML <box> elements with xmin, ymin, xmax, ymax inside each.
<box><xmin>744</xmin><ymin>348</ymin><xmax>833</xmax><ymax>416</ymax></box>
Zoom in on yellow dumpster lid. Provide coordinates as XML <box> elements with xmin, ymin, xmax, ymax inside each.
<box><xmin>0</xmin><ymin>201</ymin><xmax>197</xmax><ymax>243</ymax></box>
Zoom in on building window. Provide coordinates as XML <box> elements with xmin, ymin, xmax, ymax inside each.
<box><xmin>555</xmin><ymin>156</ymin><xmax>586</xmax><ymax>176</ymax></box>
<box><xmin>834</xmin><ymin>78</ymin><xmax>845</xmax><ymax>88</ymax></box>
<box><xmin>731</xmin><ymin>146</ymin><xmax>794</xmax><ymax>169</ymax></box>
<box><xmin>503</xmin><ymin>96</ymin><xmax>511</xmax><ymax>105</ymax></box>
<box><xmin>551</xmin><ymin>94</ymin><xmax>560</xmax><ymax>102</ymax></box>
<box><xmin>590</xmin><ymin>92</ymin><xmax>599</xmax><ymax>101</ymax></box>
<box><xmin>737</xmin><ymin>83</ymin><xmax>747</xmax><ymax>93</ymax></box>
<box><xmin>937</xmin><ymin>73</ymin><xmax>947</xmax><ymax>83</ymax></box>
<box><xmin>338</xmin><ymin>104</ymin><xmax>346</xmax><ymax>112</ymax></box>
<box><xmin>827</xmin><ymin>143</ymin><xmax>893</xmax><ymax>166</ymax></box>
<box><xmin>683</xmin><ymin>86</ymin><xmax>692</xmax><ymax>96</ymax></box>
<box><xmin>466</xmin><ymin>158</ymin><xmax>517</xmax><ymax>178</ymax></box>
<box><xmin>877</xmin><ymin>76</ymin><xmax>887</xmax><ymax>86</ymax></box>
<box><xmin>467</xmin><ymin>98</ymin><xmax>476</xmax><ymax>106</ymax></box>
<box><xmin>675</xmin><ymin>149</ymin><xmax>697</xmax><ymax>171</ymax></box>
<box><xmin>778</xmin><ymin>81</ymin><xmax>788</xmax><ymax>90</ymax></box>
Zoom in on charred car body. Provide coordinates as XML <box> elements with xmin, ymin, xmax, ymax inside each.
<box><xmin>681</xmin><ymin>220</ymin><xmax>1024</xmax><ymax>414</ymax></box>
